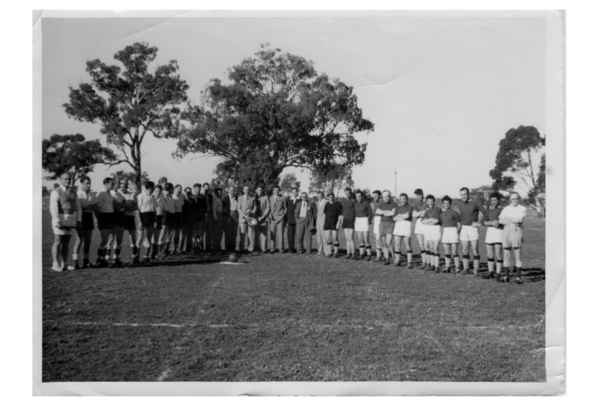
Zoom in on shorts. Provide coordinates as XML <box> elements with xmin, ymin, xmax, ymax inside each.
<box><xmin>380</xmin><ymin>221</ymin><xmax>394</xmax><ymax>235</ymax></box>
<box><xmin>425</xmin><ymin>224</ymin><xmax>441</xmax><ymax>242</ymax></box>
<box><xmin>52</xmin><ymin>222</ymin><xmax>75</xmax><ymax>236</ymax></box>
<box><xmin>140</xmin><ymin>212</ymin><xmax>156</xmax><ymax>228</ymax></box>
<box><xmin>393</xmin><ymin>220</ymin><xmax>412</xmax><ymax>237</ymax></box>
<box><xmin>121</xmin><ymin>214</ymin><xmax>136</xmax><ymax>231</ymax></box>
<box><xmin>459</xmin><ymin>225</ymin><xmax>479</xmax><ymax>242</ymax></box>
<box><xmin>372</xmin><ymin>216</ymin><xmax>381</xmax><ymax>236</ymax></box>
<box><xmin>175</xmin><ymin>212</ymin><xmax>184</xmax><ymax>228</ymax></box>
<box><xmin>324</xmin><ymin>218</ymin><xmax>339</xmax><ymax>231</ymax></box>
<box><xmin>80</xmin><ymin>211</ymin><xmax>95</xmax><ymax>231</ymax></box>
<box><xmin>441</xmin><ymin>227</ymin><xmax>458</xmax><ymax>244</ymax></box>
<box><xmin>96</xmin><ymin>212</ymin><xmax>115</xmax><ymax>230</ymax></box>
<box><xmin>164</xmin><ymin>212</ymin><xmax>177</xmax><ymax>228</ymax></box>
<box><xmin>342</xmin><ymin>217</ymin><xmax>355</xmax><ymax>229</ymax></box>
<box><xmin>414</xmin><ymin>219</ymin><xmax>425</xmax><ymax>235</ymax></box>
<box><xmin>155</xmin><ymin>215</ymin><xmax>164</xmax><ymax>228</ymax></box>
<box><xmin>355</xmin><ymin>217</ymin><xmax>369</xmax><ymax>232</ymax></box>
<box><xmin>502</xmin><ymin>224</ymin><xmax>522</xmax><ymax>248</ymax></box>
<box><xmin>485</xmin><ymin>227</ymin><xmax>503</xmax><ymax>245</ymax></box>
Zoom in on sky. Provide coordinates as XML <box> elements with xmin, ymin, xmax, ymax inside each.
<box><xmin>42</xmin><ymin>13</ymin><xmax>550</xmax><ymax>195</ymax></box>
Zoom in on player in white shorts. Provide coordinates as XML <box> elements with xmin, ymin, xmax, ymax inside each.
<box><xmin>482</xmin><ymin>192</ymin><xmax>503</xmax><ymax>279</ymax></box>
<box><xmin>411</xmin><ymin>189</ymin><xmax>427</xmax><ymax>267</ymax></box>
<box><xmin>392</xmin><ymin>193</ymin><xmax>414</xmax><ymax>268</ymax></box>
<box><xmin>370</xmin><ymin>190</ymin><xmax>383</xmax><ymax>261</ymax></box>
<box><xmin>353</xmin><ymin>190</ymin><xmax>373</xmax><ymax>260</ymax></box>
<box><xmin>49</xmin><ymin>173</ymin><xmax>81</xmax><ymax>272</ymax></box>
<box><xmin>455</xmin><ymin>187</ymin><xmax>483</xmax><ymax>275</ymax></box>
<box><xmin>439</xmin><ymin>196</ymin><xmax>461</xmax><ymax>273</ymax></box>
<box><xmin>499</xmin><ymin>192</ymin><xmax>527</xmax><ymax>284</ymax></box>
<box><xmin>421</xmin><ymin>194</ymin><xmax>442</xmax><ymax>272</ymax></box>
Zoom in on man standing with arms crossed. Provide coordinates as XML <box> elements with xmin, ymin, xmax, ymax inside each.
<box><xmin>269</xmin><ymin>186</ymin><xmax>286</xmax><ymax>253</ymax></box>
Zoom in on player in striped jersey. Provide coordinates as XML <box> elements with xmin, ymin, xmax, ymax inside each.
<box><xmin>483</xmin><ymin>192</ymin><xmax>503</xmax><ymax>279</ymax></box>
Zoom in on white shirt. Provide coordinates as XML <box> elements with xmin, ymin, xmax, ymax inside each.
<box><xmin>299</xmin><ymin>200</ymin><xmax>308</xmax><ymax>218</ymax></box>
<box><xmin>499</xmin><ymin>204</ymin><xmax>527</xmax><ymax>225</ymax></box>
<box><xmin>50</xmin><ymin>185</ymin><xmax>81</xmax><ymax>226</ymax></box>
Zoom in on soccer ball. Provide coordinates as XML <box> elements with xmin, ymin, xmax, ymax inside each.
<box><xmin>228</xmin><ymin>252</ymin><xmax>239</xmax><ymax>263</ymax></box>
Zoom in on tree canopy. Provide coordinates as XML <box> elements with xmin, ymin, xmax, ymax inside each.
<box><xmin>63</xmin><ymin>42</ymin><xmax>190</xmax><ymax>185</ymax></box>
<box><xmin>176</xmin><ymin>44</ymin><xmax>374</xmax><ymax>188</ymax></box>
<box><xmin>42</xmin><ymin>133</ymin><xmax>117</xmax><ymax>180</ymax></box>
<box><xmin>309</xmin><ymin>163</ymin><xmax>353</xmax><ymax>194</ymax></box>
<box><xmin>489</xmin><ymin>125</ymin><xmax>545</xmax><ymax>193</ymax></box>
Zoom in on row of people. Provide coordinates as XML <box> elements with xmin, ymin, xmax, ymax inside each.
<box><xmin>49</xmin><ymin>174</ymin><xmax>527</xmax><ymax>282</ymax></box>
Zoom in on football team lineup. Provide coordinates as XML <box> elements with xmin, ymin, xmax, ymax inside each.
<box><xmin>49</xmin><ymin>175</ymin><xmax>538</xmax><ymax>283</ymax></box>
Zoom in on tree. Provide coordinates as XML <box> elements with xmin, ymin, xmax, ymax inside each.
<box><xmin>63</xmin><ymin>42</ymin><xmax>190</xmax><ymax>185</ymax></box>
<box><xmin>176</xmin><ymin>44</ymin><xmax>374</xmax><ymax>188</ymax></box>
<box><xmin>42</xmin><ymin>133</ymin><xmax>117</xmax><ymax>181</ymax></box>
<box><xmin>489</xmin><ymin>125</ymin><xmax>545</xmax><ymax>192</ymax></box>
<box><xmin>279</xmin><ymin>173</ymin><xmax>300</xmax><ymax>191</ymax></box>
<box><xmin>309</xmin><ymin>163</ymin><xmax>353</xmax><ymax>194</ymax></box>
<box><xmin>110</xmin><ymin>169</ymin><xmax>149</xmax><ymax>185</ymax></box>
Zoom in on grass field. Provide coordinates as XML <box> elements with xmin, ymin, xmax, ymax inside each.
<box><xmin>41</xmin><ymin>206</ymin><xmax>545</xmax><ymax>382</ymax></box>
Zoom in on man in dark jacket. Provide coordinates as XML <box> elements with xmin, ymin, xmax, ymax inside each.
<box><xmin>284</xmin><ymin>187</ymin><xmax>299</xmax><ymax>253</ymax></box>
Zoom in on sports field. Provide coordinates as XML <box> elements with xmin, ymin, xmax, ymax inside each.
<box><xmin>41</xmin><ymin>206</ymin><xmax>545</xmax><ymax>382</ymax></box>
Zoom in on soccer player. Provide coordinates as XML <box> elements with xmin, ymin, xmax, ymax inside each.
<box><xmin>370</xmin><ymin>190</ymin><xmax>383</xmax><ymax>261</ymax></box>
<box><xmin>455</xmin><ymin>187</ymin><xmax>483</xmax><ymax>275</ymax></box>
<box><xmin>49</xmin><ymin>173</ymin><xmax>80</xmax><ymax>272</ymax></box>
<box><xmin>212</xmin><ymin>188</ymin><xmax>225</xmax><ymax>252</ymax></box>
<box><xmin>136</xmin><ymin>181</ymin><xmax>156</xmax><ymax>263</ymax></box>
<box><xmin>95</xmin><ymin>177</ymin><xmax>116</xmax><ymax>267</ymax></box>
<box><xmin>295</xmin><ymin>191</ymin><xmax>316</xmax><ymax>254</ymax></box>
<box><xmin>315</xmin><ymin>191</ymin><xmax>328</xmax><ymax>256</ymax></box>
<box><xmin>123</xmin><ymin>180</ymin><xmax>140</xmax><ymax>264</ymax></box>
<box><xmin>180</xmin><ymin>186</ymin><xmax>194</xmax><ymax>254</ymax></box>
<box><xmin>421</xmin><ymin>194</ymin><xmax>441</xmax><ymax>271</ymax></box>
<box><xmin>255</xmin><ymin>186</ymin><xmax>271</xmax><ymax>253</ymax></box>
<box><xmin>340</xmin><ymin>187</ymin><xmax>356</xmax><ymax>258</ymax></box>
<box><xmin>172</xmin><ymin>184</ymin><xmax>185</xmax><ymax>255</ymax></box>
<box><xmin>323</xmin><ymin>192</ymin><xmax>343</xmax><ymax>257</ymax></box>
<box><xmin>268</xmin><ymin>186</ymin><xmax>286</xmax><ymax>253</ymax></box>
<box><xmin>499</xmin><ymin>192</ymin><xmax>527</xmax><ymax>283</ymax></box>
<box><xmin>150</xmin><ymin>184</ymin><xmax>164</xmax><ymax>259</ymax></box>
<box><xmin>412</xmin><ymin>189</ymin><xmax>427</xmax><ymax>267</ymax></box>
<box><xmin>483</xmin><ymin>192</ymin><xmax>503</xmax><ymax>279</ymax></box>
<box><xmin>375</xmin><ymin>190</ymin><xmax>397</xmax><ymax>265</ymax></box>
<box><xmin>110</xmin><ymin>178</ymin><xmax>128</xmax><ymax>267</ymax></box>
<box><xmin>439</xmin><ymin>196</ymin><xmax>461</xmax><ymax>273</ymax></box>
<box><xmin>354</xmin><ymin>190</ymin><xmax>373</xmax><ymax>260</ymax></box>
<box><xmin>157</xmin><ymin>183</ymin><xmax>176</xmax><ymax>259</ymax></box>
<box><xmin>392</xmin><ymin>193</ymin><xmax>413</xmax><ymax>268</ymax></box>
<box><xmin>73</xmin><ymin>175</ymin><xmax>95</xmax><ymax>269</ymax></box>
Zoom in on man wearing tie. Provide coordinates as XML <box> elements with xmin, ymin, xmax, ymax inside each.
<box><xmin>284</xmin><ymin>187</ymin><xmax>299</xmax><ymax>253</ymax></box>
<box><xmin>294</xmin><ymin>191</ymin><xmax>316</xmax><ymax>254</ymax></box>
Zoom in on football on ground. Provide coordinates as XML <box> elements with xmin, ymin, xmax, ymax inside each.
<box><xmin>41</xmin><ymin>208</ymin><xmax>545</xmax><ymax>381</ymax></box>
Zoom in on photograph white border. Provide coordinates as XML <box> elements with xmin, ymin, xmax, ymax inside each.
<box><xmin>32</xmin><ymin>9</ymin><xmax>565</xmax><ymax>395</ymax></box>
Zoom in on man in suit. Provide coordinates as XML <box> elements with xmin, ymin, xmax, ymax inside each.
<box><xmin>237</xmin><ymin>185</ymin><xmax>257</xmax><ymax>253</ymax></box>
<box><xmin>284</xmin><ymin>187</ymin><xmax>299</xmax><ymax>253</ymax></box>
<box><xmin>255</xmin><ymin>186</ymin><xmax>270</xmax><ymax>253</ymax></box>
<box><xmin>295</xmin><ymin>191</ymin><xmax>316</xmax><ymax>254</ymax></box>
<box><xmin>222</xmin><ymin>186</ymin><xmax>238</xmax><ymax>252</ymax></box>
<box><xmin>268</xmin><ymin>186</ymin><xmax>286</xmax><ymax>253</ymax></box>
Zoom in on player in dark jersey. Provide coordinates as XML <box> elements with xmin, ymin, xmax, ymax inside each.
<box><xmin>412</xmin><ymin>188</ymin><xmax>426</xmax><ymax>267</ymax></box>
<box><xmin>455</xmin><ymin>187</ymin><xmax>483</xmax><ymax>275</ymax></box>
<box><xmin>353</xmin><ymin>190</ymin><xmax>373</xmax><ymax>260</ymax></box>
<box><xmin>374</xmin><ymin>190</ymin><xmax>397</xmax><ymax>265</ymax></box>
<box><xmin>392</xmin><ymin>193</ymin><xmax>414</xmax><ymax>268</ymax></box>
<box><xmin>439</xmin><ymin>195</ymin><xmax>461</xmax><ymax>273</ymax></box>
<box><xmin>340</xmin><ymin>188</ymin><xmax>356</xmax><ymax>259</ymax></box>
<box><xmin>483</xmin><ymin>192</ymin><xmax>503</xmax><ymax>279</ymax></box>
<box><xmin>323</xmin><ymin>192</ymin><xmax>343</xmax><ymax>257</ymax></box>
<box><xmin>421</xmin><ymin>194</ymin><xmax>441</xmax><ymax>271</ymax></box>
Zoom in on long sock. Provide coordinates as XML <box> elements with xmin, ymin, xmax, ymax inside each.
<box><xmin>488</xmin><ymin>258</ymin><xmax>495</xmax><ymax>273</ymax></box>
<box><xmin>473</xmin><ymin>255</ymin><xmax>480</xmax><ymax>273</ymax></box>
<box><xmin>453</xmin><ymin>255</ymin><xmax>460</xmax><ymax>270</ymax></box>
<box><xmin>444</xmin><ymin>255</ymin><xmax>451</xmax><ymax>270</ymax></box>
<box><xmin>406</xmin><ymin>250</ymin><xmax>412</xmax><ymax>265</ymax></box>
<box><xmin>394</xmin><ymin>251</ymin><xmax>401</xmax><ymax>264</ymax></box>
<box><xmin>514</xmin><ymin>248</ymin><xmax>522</xmax><ymax>268</ymax></box>
<box><xmin>366</xmin><ymin>245</ymin><xmax>372</xmax><ymax>256</ymax></box>
<box><xmin>462</xmin><ymin>257</ymin><xmax>469</xmax><ymax>271</ymax></box>
<box><xmin>496</xmin><ymin>259</ymin><xmax>503</xmax><ymax>274</ymax></box>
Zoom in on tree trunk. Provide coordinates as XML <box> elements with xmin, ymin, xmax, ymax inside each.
<box><xmin>134</xmin><ymin>142</ymin><xmax>142</xmax><ymax>187</ymax></box>
<box><xmin>526</xmin><ymin>148</ymin><xmax>536</xmax><ymax>189</ymax></box>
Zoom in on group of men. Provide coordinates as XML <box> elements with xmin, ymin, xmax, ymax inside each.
<box><xmin>49</xmin><ymin>173</ymin><xmax>529</xmax><ymax>283</ymax></box>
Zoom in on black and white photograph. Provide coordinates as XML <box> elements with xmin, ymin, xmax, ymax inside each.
<box><xmin>33</xmin><ymin>10</ymin><xmax>565</xmax><ymax>395</ymax></box>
